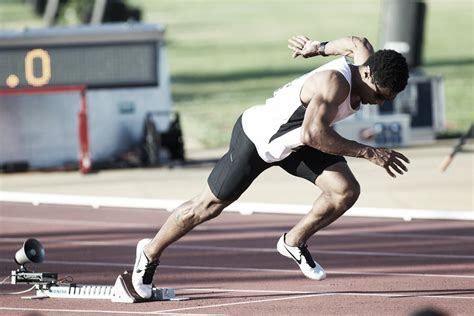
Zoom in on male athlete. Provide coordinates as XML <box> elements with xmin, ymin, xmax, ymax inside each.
<box><xmin>132</xmin><ymin>35</ymin><xmax>410</xmax><ymax>298</ymax></box>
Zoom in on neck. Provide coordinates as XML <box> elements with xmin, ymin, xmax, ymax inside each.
<box><xmin>349</xmin><ymin>64</ymin><xmax>364</xmax><ymax>95</ymax></box>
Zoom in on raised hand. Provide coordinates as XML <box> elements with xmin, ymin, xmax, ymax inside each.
<box><xmin>288</xmin><ymin>35</ymin><xmax>321</xmax><ymax>58</ymax></box>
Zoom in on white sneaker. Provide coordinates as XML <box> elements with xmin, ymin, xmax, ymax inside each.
<box><xmin>277</xmin><ymin>233</ymin><xmax>326</xmax><ymax>280</ymax></box>
<box><xmin>132</xmin><ymin>238</ymin><xmax>159</xmax><ymax>299</ymax></box>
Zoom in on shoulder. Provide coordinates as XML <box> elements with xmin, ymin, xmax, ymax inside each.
<box><xmin>302</xmin><ymin>69</ymin><xmax>350</xmax><ymax>105</ymax></box>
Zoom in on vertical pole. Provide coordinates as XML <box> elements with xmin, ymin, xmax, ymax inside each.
<box><xmin>78</xmin><ymin>87</ymin><xmax>92</xmax><ymax>174</ymax></box>
<box><xmin>43</xmin><ymin>0</ymin><xmax>60</xmax><ymax>27</ymax></box>
<box><xmin>91</xmin><ymin>0</ymin><xmax>108</xmax><ymax>24</ymax></box>
<box><xmin>380</xmin><ymin>0</ymin><xmax>426</xmax><ymax>68</ymax></box>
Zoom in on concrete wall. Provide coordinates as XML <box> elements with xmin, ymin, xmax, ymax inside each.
<box><xmin>0</xmin><ymin>92</ymin><xmax>80</xmax><ymax>168</ymax></box>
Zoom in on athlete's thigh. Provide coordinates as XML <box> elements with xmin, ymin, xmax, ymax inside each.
<box><xmin>207</xmin><ymin>116</ymin><xmax>270</xmax><ymax>201</ymax></box>
<box><xmin>278</xmin><ymin>146</ymin><xmax>347</xmax><ymax>185</ymax></box>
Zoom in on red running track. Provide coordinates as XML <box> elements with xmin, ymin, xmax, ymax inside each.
<box><xmin>0</xmin><ymin>202</ymin><xmax>473</xmax><ymax>315</ymax></box>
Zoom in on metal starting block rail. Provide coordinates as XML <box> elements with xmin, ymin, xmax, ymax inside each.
<box><xmin>29</xmin><ymin>271</ymin><xmax>187</xmax><ymax>303</ymax></box>
<box><xmin>36</xmin><ymin>284</ymin><xmax>115</xmax><ymax>300</ymax></box>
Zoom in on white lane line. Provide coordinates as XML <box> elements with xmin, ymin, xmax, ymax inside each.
<box><xmin>0</xmin><ymin>237</ymin><xmax>470</xmax><ymax>260</ymax></box>
<box><xmin>0</xmin><ymin>258</ymin><xmax>472</xmax><ymax>279</ymax></box>
<box><xmin>153</xmin><ymin>293</ymin><xmax>331</xmax><ymax>314</ymax></box>
<box><xmin>180</xmin><ymin>288</ymin><xmax>474</xmax><ymax>299</ymax></box>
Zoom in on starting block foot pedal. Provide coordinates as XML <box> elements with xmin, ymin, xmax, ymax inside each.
<box><xmin>112</xmin><ymin>270</ymin><xmax>187</xmax><ymax>303</ymax></box>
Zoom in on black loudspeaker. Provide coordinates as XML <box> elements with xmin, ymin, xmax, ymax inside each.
<box><xmin>14</xmin><ymin>238</ymin><xmax>45</xmax><ymax>267</ymax></box>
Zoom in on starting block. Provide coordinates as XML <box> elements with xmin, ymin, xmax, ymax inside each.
<box><xmin>112</xmin><ymin>270</ymin><xmax>184</xmax><ymax>303</ymax></box>
<box><xmin>32</xmin><ymin>271</ymin><xmax>187</xmax><ymax>303</ymax></box>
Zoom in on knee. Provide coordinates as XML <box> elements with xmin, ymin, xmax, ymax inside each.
<box><xmin>331</xmin><ymin>180</ymin><xmax>360</xmax><ymax>212</ymax></box>
<box><xmin>344</xmin><ymin>182</ymin><xmax>361</xmax><ymax>207</ymax></box>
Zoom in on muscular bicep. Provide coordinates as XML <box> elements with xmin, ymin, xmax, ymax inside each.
<box><xmin>300</xmin><ymin>72</ymin><xmax>350</xmax><ymax>146</ymax></box>
<box><xmin>302</xmin><ymin>94</ymin><xmax>337</xmax><ymax>137</ymax></box>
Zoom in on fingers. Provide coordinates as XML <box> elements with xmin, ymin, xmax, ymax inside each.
<box><xmin>288</xmin><ymin>44</ymin><xmax>301</xmax><ymax>58</ymax></box>
<box><xmin>288</xmin><ymin>35</ymin><xmax>309</xmax><ymax>47</ymax></box>
<box><xmin>288</xmin><ymin>35</ymin><xmax>310</xmax><ymax>58</ymax></box>
<box><xmin>388</xmin><ymin>152</ymin><xmax>410</xmax><ymax>177</ymax></box>
<box><xmin>376</xmin><ymin>148</ymin><xmax>410</xmax><ymax>178</ymax></box>
<box><xmin>296</xmin><ymin>35</ymin><xmax>310</xmax><ymax>44</ymax></box>
<box><xmin>287</xmin><ymin>43</ymin><xmax>299</xmax><ymax>58</ymax></box>
<box><xmin>393</xmin><ymin>157</ymin><xmax>408</xmax><ymax>172</ymax></box>
<box><xmin>393</xmin><ymin>150</ymin><xmax>410</xmax><ymax>164</ymax></box>
<box><xmin>288</xmin><ymin>37</ymin><xmax>304</xmax><ymax>51</ymax></box>
<box><xmin>385</xmin><ymin>166</ymin><xmax>396</xmax><ymax>178</ymax></box>
<box><xmin>387</xmin><ymin>162</ymin><xmax>403</xmax><ymax>177</ymax></box>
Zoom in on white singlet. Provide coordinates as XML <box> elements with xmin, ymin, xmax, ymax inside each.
<box><xmin>241</xmin><ymin>57</ymin><xmax>359</xmax><ymax>163</ymax></box>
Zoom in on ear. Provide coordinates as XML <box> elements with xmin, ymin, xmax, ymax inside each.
<box><xmin>364</xmin><ymin>66</ymin><xmax>372</xmax><ymax>79</ymax></box>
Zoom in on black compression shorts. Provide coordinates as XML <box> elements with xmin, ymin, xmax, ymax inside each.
<box><xmin>207</xmin><ymin>115</ymin><xmax>346</xmax><ymax>201</ymax></box>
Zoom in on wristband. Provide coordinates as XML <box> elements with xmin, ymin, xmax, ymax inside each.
<box><xmin>319</xmin><ymin>41</ymin><xmax>329</xmax><ymax>56</ymax></box>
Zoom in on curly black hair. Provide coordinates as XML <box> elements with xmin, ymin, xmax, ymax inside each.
<box><xmin>363</xmin><ymin>49</ymin><xmax>409</xmax><ymax>93</ymax></box>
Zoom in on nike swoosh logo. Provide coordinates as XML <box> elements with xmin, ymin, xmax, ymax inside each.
<box><xmin>283</xmin><ymin>244</ymin><xmax>302</xmax><ymax>264</ymax></box>
<box><xmin>135</xmin><ymin>255</ymin><xmax>145</xmax><ymax>273</ymax></box>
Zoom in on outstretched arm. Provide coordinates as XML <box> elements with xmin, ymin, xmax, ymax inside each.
<box><xmin>301</xmin><ymin>71</ymin><xmax>409</xmax><ymax>177</ymax></box>
<box><xmin>288</xmin><ymin>35</ymin><xmax>374</xmax><ymax>65</ymax></box>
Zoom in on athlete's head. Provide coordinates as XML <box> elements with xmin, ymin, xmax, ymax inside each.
<box><xmin>360</xmin><ymin>49</ymin><xmax>409</xmax><ymax>105</ymax></box>
<box><xmin>365</xmin><ymin>49</ymin><xmax>409</xmax><ymax>92</ymax></box>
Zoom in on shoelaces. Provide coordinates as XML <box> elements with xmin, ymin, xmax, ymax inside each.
<box><xmin>299</xmin><ymin>244</ymin><xmax>316</xmax><ymax>268</ymax></box>
<box><xmin>142</xmin><ymin>260</ymin><xmax>159</xmax><ymax>284</ymax></box>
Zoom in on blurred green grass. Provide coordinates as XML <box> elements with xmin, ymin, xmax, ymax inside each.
<box><xmin>1</xmin><ymin>0</ymin><xmax>473</xmax><ymax>148</ymax></box>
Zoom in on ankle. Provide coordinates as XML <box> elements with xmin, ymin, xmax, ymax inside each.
<box><xmin>284</xmin><ymin>233</ymin><xmax>301</xmax><ymax>247</ymax></box>
<box><xmin>143</xmin><ymin>244</ymin><xmax>159</xmax><ymax>263</ymax></box>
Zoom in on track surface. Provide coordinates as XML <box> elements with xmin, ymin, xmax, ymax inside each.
<box><xmin>0</xmin><ymin>202</ymin><xmax>473</xmax><ymax>315</ymax></box>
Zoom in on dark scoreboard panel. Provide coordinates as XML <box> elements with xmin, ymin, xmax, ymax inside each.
<box><xmin>0</xmin><ymin>24</ymin><xmax>163</xmax><ymax>89</ymax></box>
<box><xmin>0</xmin><ymin>43</ymin><xmax>157</xmax><ymax>89</ymax></box>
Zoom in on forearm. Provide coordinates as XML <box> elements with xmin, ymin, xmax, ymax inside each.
<box><xmin>288</xmin><ymin>35</ymin><xmax>373</xmax><ymax>63</ymax></box>
<box><xmin>318</xmin><ymin>36</ymin><xmax>374</xmax><ymax>65</ymax></box>
<box><xmin>302</xmin><ymin>125</ymin><xmax>372</xmax><ymax>159</ymax></box>
<box><xmin>321</xmin><ymin>37</ymin><xmax>356</xmax><ymax>57</ymax></box>
<box><xmin>302</xmin><ymin>125</ymin><xmax>410</xmax><ymax>177</ymax></box>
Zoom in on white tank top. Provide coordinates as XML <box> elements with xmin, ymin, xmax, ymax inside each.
<box><xmin>241</xmin><ymin>57</ymin><xmax>358</xmax><ymax>163</ymax></box>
